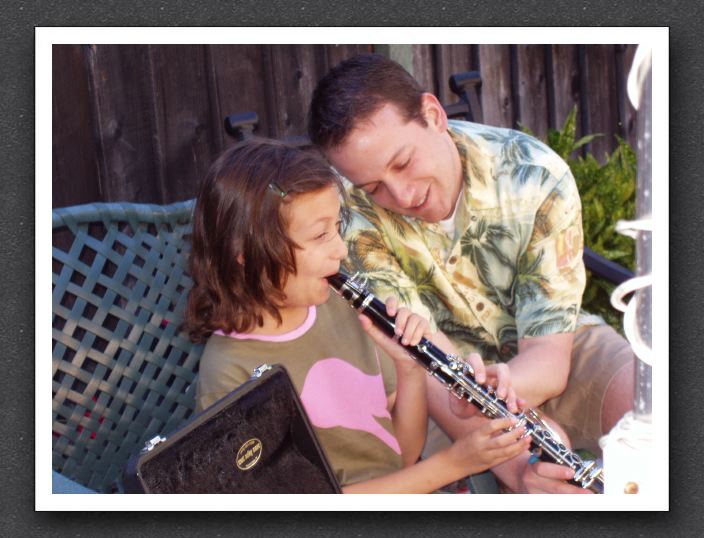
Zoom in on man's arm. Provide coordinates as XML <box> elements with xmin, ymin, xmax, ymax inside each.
<box><xmin>508</xmin><ymin>332</ymin><xmax>574</xmax><ymax>408</ymax></box>
<box><xmin>436</xmin><ymin>331</ymin><xmax>573</xmax><ymax>420</ymax></box>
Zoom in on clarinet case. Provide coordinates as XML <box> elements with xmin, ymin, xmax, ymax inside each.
<box><xmin>123</xmin><ymin>364</ymin><xmax>340</xmax><ymax>493</ymax></box>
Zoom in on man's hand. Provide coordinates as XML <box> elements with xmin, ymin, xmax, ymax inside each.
<box><xmin>446</xmin><ymin>353</ymin><xmax>522</xmax><ymax>416</ymax></box>
<box><xmin>516</xmin><ymin>459</ymin><xmax>594</xmax><ymax>494</ymax></box>
<box><xmin>490</xmin><ymin>416</ymin><xmax>592</xmax><ymax>494</ymax></box>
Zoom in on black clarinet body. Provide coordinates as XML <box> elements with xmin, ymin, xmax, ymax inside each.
<box><xmin>328</xmin><ymin>271</ymin><xmax>604</xmax><ymax>493</ymax></box>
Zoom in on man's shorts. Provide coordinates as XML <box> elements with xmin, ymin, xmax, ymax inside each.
<box><xmin>422</xmin><ymin>323</ymin><xmax>634</xmax><ymax>458</ymax></box>
<box><xmin>539</xmin><ymin>323</ymin><xmax>634</xmax><ymax>455</ymax></box>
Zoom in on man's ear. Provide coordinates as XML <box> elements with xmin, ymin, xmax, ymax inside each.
<box><xmin>420</xmin><ymin>92</ymin><xmax>448</xmax><ymax>132</ymax></box>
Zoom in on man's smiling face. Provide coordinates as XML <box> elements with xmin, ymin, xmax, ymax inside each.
<box><xmin>326</xmin><ymin>94</ymin><xmax>463</xmax><ymax>223</ymax></box>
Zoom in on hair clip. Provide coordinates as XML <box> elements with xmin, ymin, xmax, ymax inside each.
<box><xmin>268</xmin><ymin>182</ymin><xmax>287</xmax><ymax>198</ymax></box>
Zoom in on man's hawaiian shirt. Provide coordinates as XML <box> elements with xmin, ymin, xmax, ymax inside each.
<box><xmin>342</xmin><ymin>120</ymin><xmax>600</xmax><ymax>364</ymax></box>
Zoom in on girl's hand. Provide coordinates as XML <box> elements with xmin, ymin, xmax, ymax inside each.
<box><xmin>448</xmin><ymin>417</ymin><xmax>531</xmax><ymax>475</ymax></box>
<box><xmin>384</xmin><ymin>296</ymin><xmax>430</xmax><ymax>347</ymax></box>
<box><xmin>357</xmin><ymin>296</ymin><xmax>431</xmax><ymax>372</ymax></box>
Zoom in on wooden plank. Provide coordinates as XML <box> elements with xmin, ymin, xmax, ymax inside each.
<box><xmin>85</xmin><ymin>44</ymin><xmax>161</xmax><ymax>204</ymax></box>
<box><xmin>477</xmin><ymin>45</ymin><xmax>513</xmax><ymax>128</ymax></box>
<box><xmin>262</xmin><ymin>45</ymin><xmax>325</xmax><ymax>139</ymax></box>
<box><xmin>550</xmin><ymin>44</ymin><xmax>582</xmax><ymax>139</ymax></box>
<box><xmin>52</xmin><ymin>45</ymin><xmax>102</xmax><ymax>208</ymax></box>
<box><xmin>619</xmin><ymin>44</ymin><xmax>639</xmax><ymax>151</ymax></box>
<box><xmin>149</xmin><ymin>45</ymin><xmax>222</xmax><ymax>203</ymax></box>
<box><xmin>410</xmin><ymin>44</ymin><xmax>435</xmax><ymax>95</ymax></box>
<box><xmin>515</xmin><ymin>45</ymin><xmax>549</xmax><ymax>140</ymax></box>
<box><xmin>53</xmin><ymin>43</ymin><xmax>636</xmax><ymax>207</ymax></box>
<box><xmin>433</xmin><ymin>44</ymin><xmax>475</xmax><ymax>105</ymax></box>
<box><xmin>323</xmin><ymin>44</ymin><xmax>371</xmax><ymax>73</ymax></box>
<box><xmin>583</xmin><ymin>44</ymin><xmax>620</xmax><ymax>161</ymax></box>
<box><xmin>208</xmin><ymin>45</ymin><xmax>270</xmax><ymax>146</ymax></box>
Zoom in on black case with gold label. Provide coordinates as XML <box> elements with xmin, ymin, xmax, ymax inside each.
<box><xmin>123</xmin><ymin>364</ymin><xmax>340</xmax><ymax>493</ymax></box>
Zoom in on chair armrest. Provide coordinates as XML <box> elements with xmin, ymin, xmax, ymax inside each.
<box><xmin>52</xmin><ymin>471</ymin><xmax>98</xmax><ymax>494</ymax></box>
<box><xmin>583</xmin><ymin>247</ymin><xmax>634</xmax><ymax>285</ymax></box>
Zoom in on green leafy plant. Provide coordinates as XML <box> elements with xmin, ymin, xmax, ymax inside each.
<box><xmin>523</xmin><ymin>107</ymin><xmax>637</xmax><ymax>332</ymax></box>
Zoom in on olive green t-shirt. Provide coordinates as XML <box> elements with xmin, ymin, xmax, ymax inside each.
<box><xmin>196</xmin><ymin>292</ymin><xmax>403</xmax><ymax>487</ymax></box>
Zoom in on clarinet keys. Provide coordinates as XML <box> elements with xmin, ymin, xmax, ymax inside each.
<box><xmin>328</xmin><ymin>270</ymin><xmax>605</xmax><ymax>493</ymax></box>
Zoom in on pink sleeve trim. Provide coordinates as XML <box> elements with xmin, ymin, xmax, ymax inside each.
<box><xmin>213</xmin><ymin>306</ymin><xmax>317</xmax><ymax>342</ymax></box>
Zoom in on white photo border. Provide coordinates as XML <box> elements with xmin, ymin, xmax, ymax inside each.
<box><xmin>37</xmin><ymin>26</ymin><xmax>669</xmax><ymax>511</ymax></box>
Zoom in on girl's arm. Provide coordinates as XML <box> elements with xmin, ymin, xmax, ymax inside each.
<box><xmin>342</xmin><ymin>446</ymin><xmax>460</xmax><ymax>493</ymax></box>
<box><xmin>342</xmin><ymin>416</ymin><xmax>529</xmax><ymax>493</ymax></box>
<box><xmin>388</xmin><ymin>365</ymin><xmax>427</xmax><ymax>467</ymax></box>
<box><xmin>357</xmin><ymin>297</ymin><xmax>528</xmax><ymax>492</ymax></box>
<box><xmin>358</xmin><ymin>308</ymin><xmax>428</xmax><ymax>466</ymax></box>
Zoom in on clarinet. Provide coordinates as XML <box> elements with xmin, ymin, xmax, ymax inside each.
<box><xmin>328</xmin><ymin>271</ymin><xmax>604</xmax><ymax>493</ymax></box>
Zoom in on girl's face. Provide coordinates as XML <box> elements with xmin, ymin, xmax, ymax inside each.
<box><xmin>280</xmin><ymin>184</ymin><xmax>348</xmax><ymax>310</ymax></box>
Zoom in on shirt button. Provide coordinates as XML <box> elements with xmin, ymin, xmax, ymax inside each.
<box><xmin>448</xmin><ymin>255</ymin><xmax>458</xmax><ymax>265</ymax></box>
<box><xmin>476</xmin><ymin>302</ymin><xmax>484</xmax><ymax>311</ymax></box>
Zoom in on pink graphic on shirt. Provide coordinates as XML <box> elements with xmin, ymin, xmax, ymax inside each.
<box><xmin>299</xmin><ymin>357</ymin><xmax>401</xmax><ymax>455</ymax></box>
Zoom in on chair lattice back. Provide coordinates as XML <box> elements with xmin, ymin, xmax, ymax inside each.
<box><xmin>52</xmin><ymin>200</ymin><xmax>203</xmax><ymax>493</ymax></box>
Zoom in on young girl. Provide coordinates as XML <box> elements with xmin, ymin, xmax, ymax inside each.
<box><xmin>184</xmin><ymin>139</ymin><xmax>529</xmax><ymax>493</ymax></box>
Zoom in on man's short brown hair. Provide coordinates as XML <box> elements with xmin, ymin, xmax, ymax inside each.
<box><xmin>308</xmin><ymin>53</ymin><xmax>426</xmax><ymax>150</ymax></box>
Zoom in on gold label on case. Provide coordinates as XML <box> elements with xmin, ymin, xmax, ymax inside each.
<box><xmin>236</xmin><ymin>438</ymin><xmax>263</xmax><ymax>471</ymax></box>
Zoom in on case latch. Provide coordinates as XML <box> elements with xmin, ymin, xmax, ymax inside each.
<box><xmin>251</xmin><ymin>364</ymin><xmax>272</xmax><ymax>378</ymax></box>
<box><xmin>143</xmin><ymin>435</ymin><xmax>166</xmax><ymax>452</ymax></box>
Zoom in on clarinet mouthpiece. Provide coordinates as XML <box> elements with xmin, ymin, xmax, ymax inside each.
<box><xmin>326</xmin><ymin>272</ymin><xmax>348</xmax><ymax>291</ymax></box>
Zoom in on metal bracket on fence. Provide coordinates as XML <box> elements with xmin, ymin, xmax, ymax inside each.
<box><xmin>224</xmin><ymin>111</ymin><xmax>259</xmax><ymax>141</ymax></box>
<box><xmin>223</xmin><ymin>112</ymin><xmax>312</xmax><ymax>148</ymax></box>
<box><xmin>448</xmin><ymin>71</ymin><xmax>483</xmax><ymax>124</ymax></box>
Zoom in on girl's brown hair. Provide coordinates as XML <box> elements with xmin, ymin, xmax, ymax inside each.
<box><xmin>184</xmin><ymin>139</ymin><xmax>345</xmax><ymax>343</ymax></box>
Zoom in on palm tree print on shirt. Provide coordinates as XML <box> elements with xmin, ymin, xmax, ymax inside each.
<box><xmin>460</xmin><ymin>218</ymin><xmax>517</xmax><ymax>310</ymax></box>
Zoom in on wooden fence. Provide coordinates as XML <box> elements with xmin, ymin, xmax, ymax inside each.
<box><xmin>52</xmin><ymin>44</ymin><xmax>637</xmax><ymax>208</ymax></box>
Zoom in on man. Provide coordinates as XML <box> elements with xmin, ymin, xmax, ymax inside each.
<box><xmin>308</xmin><ymin>53</ymin><xmax>635</xmax><ymax>493</ymax></box>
